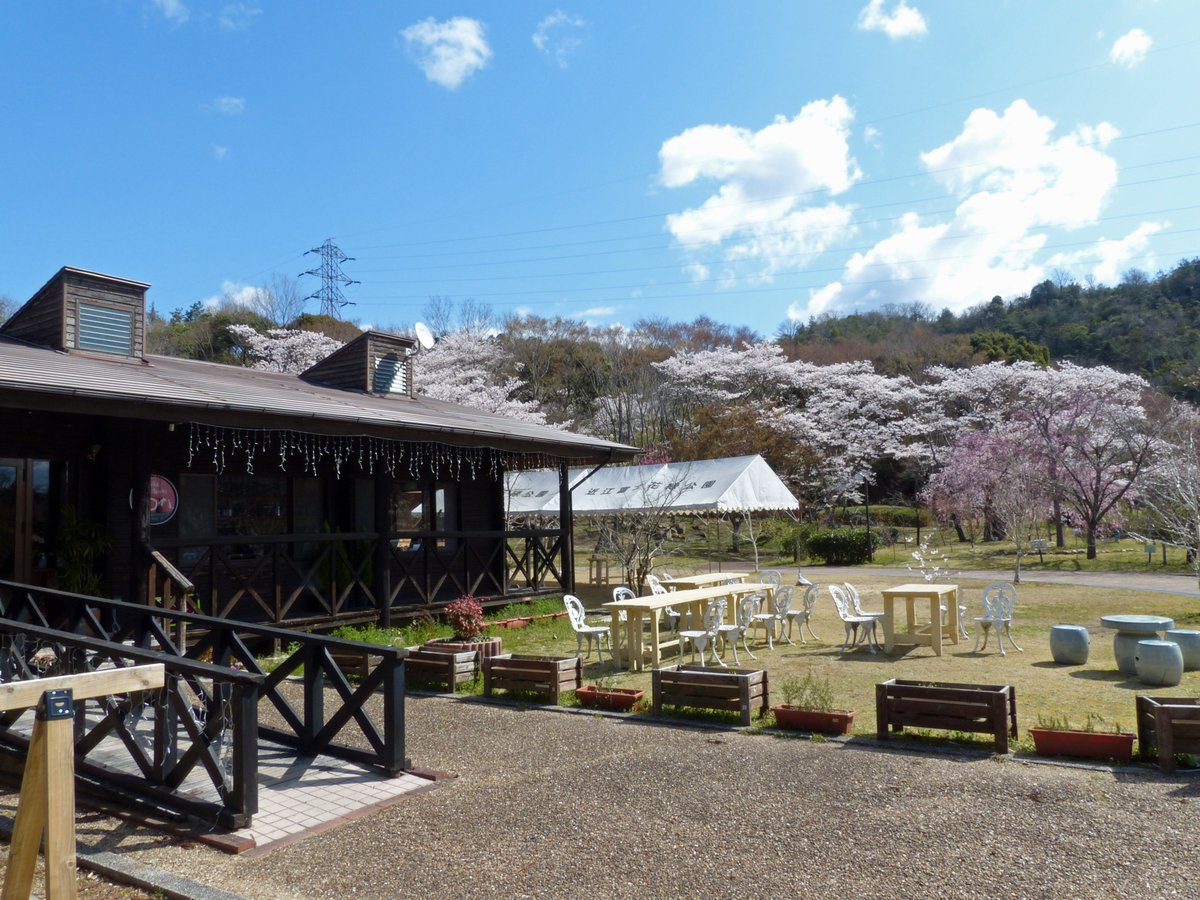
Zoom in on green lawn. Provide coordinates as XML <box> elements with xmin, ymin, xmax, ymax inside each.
<box><xmin>475</xmin><ymin>573</ymin><xmax>1200</xmax><ymax>751</ymax></box>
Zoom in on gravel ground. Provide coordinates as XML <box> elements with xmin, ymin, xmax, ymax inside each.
<box><xmin>9</xmin><ymin>693</ymin><xmax>1198</xmax><ymax>899</ymax></box>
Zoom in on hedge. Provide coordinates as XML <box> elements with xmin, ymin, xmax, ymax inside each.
<box><xmin>805</xmin><ymin>527</ymin><xmax>876</xmax><ymax>565</ymax></box>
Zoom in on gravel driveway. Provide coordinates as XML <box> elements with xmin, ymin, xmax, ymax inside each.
<box><xmin>43</xmin><ymin>693</ymin><xmax>1200</xmax><ymax>899</ymax></box>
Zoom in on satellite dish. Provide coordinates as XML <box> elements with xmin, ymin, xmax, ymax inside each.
<box><xmin>414</xmin><ymin>321</ymin><xmax>435</xmax><ymax>350</ymax></box>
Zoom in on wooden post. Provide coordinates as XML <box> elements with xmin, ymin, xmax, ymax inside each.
<box><xmin>375</xmin><ymin>471</ymin><xmax>391</xmax><ymax>629</ymax></box>
<box><xmin>1</xmin><ymin>665</ymin><xmax>164</xmax><ymax>900</ymax></box>
<box><xmin>559</xmin><ymin>461</ymin><xmax>574</xmax><ymax>594</ymax></box>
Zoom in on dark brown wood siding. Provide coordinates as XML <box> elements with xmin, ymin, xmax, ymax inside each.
<box><xmin>63</xmin><ymin>271</ymin><xmax>146</xmax><ymax>358</ymax></box>
<box><xmin>0</xmin><ymin>273</ymin><xmax>65</xmax><ymax>349</ymax></box>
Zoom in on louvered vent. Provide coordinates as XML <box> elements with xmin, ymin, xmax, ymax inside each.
<box><xmin>373</xmin><ymin>353</ymin><xmax>408</xmax><ymax>394</ymax></box>
<box><xmin>78</xmin><ymin>303</ymin><xmax>134</xmax><ymax>356</ymax></box>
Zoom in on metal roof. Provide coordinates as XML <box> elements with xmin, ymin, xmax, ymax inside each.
<box><xmin>0</xmin><ymin>337</ymin><xmax>640</xmax><ymax>462</ymax></box>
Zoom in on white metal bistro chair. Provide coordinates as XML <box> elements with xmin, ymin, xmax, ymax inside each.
<box><xmin>973</xmin><ymin>582</ymin><xmax>1023</xmax><ymax>656</ymax></box>
<box><xmin>751</xmin><ymin>585</ymin><xmax>794</xmax><ymax>649</ymax></box>
<box><xmin>564</xmin><ymin>594</ymin><xmax>612</xmax><ymax>663</ymax></box>
<box><xmin>829</xmin><ymin>584</ymin><xmax>878</xmax><ymax>654</ymax></box>
<box><xmin>645</xmin><ymin>574</ymin><xmax>680</xmax><ymax>631</ymax></box>
<box><xmin>715</xmin><ymin>593</ymin><xmax>760</xmax><ymax>666</ymax></box>
<box><xmin>784</xmin><ymin>582</ymin><xmax>821</xmax><ymax>643</ymax></box>
<box><xmin>759</xmin><ymin>570</ymin><xmax>783</xmax><ymax>589</ymax></box>
<box><xmin>679</xmin><ymin>598</ymin><xmax>726</xmax><ymax>667</ymax></box>
<box><xmin>845</xmin><ymin>583</ymin><xmax>887</xmax><ymax>633</ymax></box>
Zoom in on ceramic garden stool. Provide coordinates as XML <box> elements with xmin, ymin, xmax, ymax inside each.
<box><xmin>1165</xmin><ymin>629</ymin><xmax>1200</xmax><ymax>671</ymax></box>
<box><xmin>1100</xmin><ymin>615</ymin><xmax>1175</xmax><ymax>676</ymax></box>
<box><xmin>1049</xmin><ymin>625</ymin><xmax>1090</xmax><ymax>665</ymax></box>
<box><xmin>1134</xmin><ymin>639</ymin><xmax>1184</xmax><ymax>687</ymax></box>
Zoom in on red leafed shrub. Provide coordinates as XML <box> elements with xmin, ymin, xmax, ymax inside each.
<box><xmin>445</xmin><ymin>595</ymin><xmax>486</xmax><ymax>641</ymax></box>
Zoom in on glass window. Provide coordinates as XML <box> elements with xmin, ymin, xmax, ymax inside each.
<box><xmin>292</xmin><ymin>477</ymin><xmax>323</xmax><ymax>561</ymax></box>
<box><xmin>433</xmin><ymin>483</ymin><xmax>459</xmax><ymax>549</ymax></box>
<box><xmin>178</xmin><ymin>474</ymin><xmax>215</xmax><ymax>565</ymax></box>
<box><xmin>354</xmin><ymin>479</ymin><xmax>375</xmax><ymax>532</ymax></box>
<box><xmin>389</xmin><ymin>481</ymin><xmax>424</xmax><ymax>550</ymax></box>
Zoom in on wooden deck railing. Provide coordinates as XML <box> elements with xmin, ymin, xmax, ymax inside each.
<box><xmin>0</xmin><ymin>579</ymin><xmax>411</xmax><ymax>824</ymax></box>
<box><xmin>146</xmin><ymin>527</ymin><xmax>566</xmax><ymax>627</ymax></box>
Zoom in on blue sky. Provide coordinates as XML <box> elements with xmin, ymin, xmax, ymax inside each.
<box><xmin>2</xmin><ymin>1</ymin><xmax>1197</xmax><ymax>337</ymax></box>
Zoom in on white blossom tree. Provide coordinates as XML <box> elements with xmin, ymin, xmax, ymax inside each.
<box><xmin>226</xmin><ymin>325</ymin><xmax>344</xmax><ymax>374</ymax></box>
<box><xmin>1129</xmin><ymin>402</ymin><xmax>1200</xmax><ymax>588</ymax></box>
<box><xmin>413</xmin><ymin>331</ymin><xmax>547</xmax><ymax>424</ymax></box>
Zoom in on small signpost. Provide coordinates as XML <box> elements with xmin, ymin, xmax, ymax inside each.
<box><xmin>1031</xmin><ymin>538</ymin><xmax>1048</xmax><ymax>564</ymax></box>
<box><xmin>1</xmin><ymin>664</ymin><xmax>164</xmax><ymax>899</ymax></box>
<box><xmin>1144</xmin><ymin>543</ymin><xmax>1157</xmax><ymax>567</ymax></box>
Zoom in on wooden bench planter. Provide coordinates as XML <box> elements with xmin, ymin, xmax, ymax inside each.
<box><xmin>328</xmin><ymin>648</ymin><xmax>384</xmax><ymax>679</ymax></box>
<box><xmin>1136</xmin><ymin>695</ymin><xmax>1200</xmax><ymax>772</ymax></box>
<box><xmin>652</xmin><ymin>664</ymin><xmax>769</xmax><ymax>727</ymax></box>
<box><xmin>405</xmin><ymin>647</ymin><xmax>478</xmax><ymax>692</ymax></box>
<box><xmin>876</xmin><ymin>679</ymin><xmax>1018</xmax><ymax>753</ymax></box>
<box><xmin>481</xmin><ymin>654</ymin><xmax>581</xmax><ymax>703</ymax></box>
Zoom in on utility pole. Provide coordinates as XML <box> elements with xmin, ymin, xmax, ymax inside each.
<box><xmin>301</xmin><ymin>238</ymin><xmax>359</xmax><ymax>318</ymax></box>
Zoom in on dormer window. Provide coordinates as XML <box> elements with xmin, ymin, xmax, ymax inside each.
<box><xmin>78</xmin><ymin>303</ymin><xmax>135</xmax><ymax>356</ymax></box>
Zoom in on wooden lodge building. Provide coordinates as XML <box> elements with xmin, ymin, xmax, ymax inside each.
<box><xmin>0</xmin><ymin>267</ymin><xmax>639</xmax><ymax>629</ymax></box>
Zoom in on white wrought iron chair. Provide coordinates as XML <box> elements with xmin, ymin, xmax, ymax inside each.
<box><xmin>610</xmin><ymin>585</ymin><xmax>635</xmax><ymax>659</ymax></box>
<box><xmin>829</xmin><ymin>584</ymin><xmax>877</xmax><ymax>654</ymax></box>
<box><xmin>845</xmin><ymin>583</ymin><xmax>887</xmax><ymax>632</ymax></box>
<box><xmin>715</xmin><ymin>593</ymin><xmax>760</xmax><ymax>666</ymax></box>
<box><xmin>564</xmin><ymin>594</ymin><xmax>612</xmax><ymax>663</ymax></box>
<box><xmin>679</xmin><ymin>598</ymin><xmax>726</xmax><ymax>667</ymax></box>
<box><xmin>645</xmin><ymin>574</ymin><xmax>680</xmax><ymax>631</ymax></box>
<box><xmin>784</xmin><ymin>583</ymin><xmax>821</xmax><ymax>642</ymax></box>
<box><xmin>972</xmin><ymin>582</ymin><xmax>1023</xmax><ymax>656</ymax></box>
<box><xmin>751</xmin><ymin>585</ymin><xmax>793</xmax><ymax>649</ymax></box>
<box><xmin>759</xmin><ymin>569</ymin><xmax>783</xmax><ymax>589</ymax></box>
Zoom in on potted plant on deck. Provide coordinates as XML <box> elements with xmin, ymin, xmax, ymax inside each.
<box><xmin>424</xmin><ymin>594</ymin><xmax>503</xmax><ymax>661</ymax></box>
<box><xmin>1029</xmin><ymin>713</ymin><xmax>1135</xmax><ymax>763</ymax></box>
<box><xmin>576</xmin><ymin>672</ymin><xmax>645</xmax><ymax>712</ymax></box>
<box><xmin>772</xmin><ymin>672</ymin><xmax>856</xmax><ymax>735</ymax></box>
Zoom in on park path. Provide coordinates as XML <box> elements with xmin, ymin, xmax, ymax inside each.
<box><xmin>779</xmin><ymin>563</ymin><xmax>1200</xmax><ymax>596</ymax></box>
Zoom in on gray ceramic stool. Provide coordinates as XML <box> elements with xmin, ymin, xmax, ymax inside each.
<box><xmin>1165</xmin><ymin>629</ymin><xmax>1200</xmax><ymax>671</ymax></box>
<box><xmin>1134</xmin><ymin>639</ymin><xmax>1184</xmax><ymax>686</ymax></box>
<box><xmin>1049</xmin><ymin>625</ymin><xmax>1090</xmax><ymax>665</ymax></box>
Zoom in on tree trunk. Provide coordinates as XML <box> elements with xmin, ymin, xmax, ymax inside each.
<box><xmin>951</xmin><ymin>515</ymin><xmax>967</xmax><ymax>542</ymax></box>
<box><xmin>1013</xmin><ymin>553</ymin><xmax>1022</xmax><ymax>584</ymax></box>
<box><xmin>1053</xmin><ymin>497</ymin><xmax>1065</xmax><ymax>548</ymax></box>
<box><xmin>1086</xmin><ymin>523</ymin><xmax>1098</xmax><ymax>560</ymax></box>
<box><xmin>730</xmin><ymin>515</ymin><xmax>741</xmax><ymax>553</ymax></box>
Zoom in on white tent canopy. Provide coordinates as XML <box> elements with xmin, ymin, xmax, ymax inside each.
<box><xmin>505</xmin><ymin>454</ymin><xmax>799</xmax><ymax>516</ymax></box>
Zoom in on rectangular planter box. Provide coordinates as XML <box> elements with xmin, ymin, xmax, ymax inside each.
<box><xmin>405</xmin><ymin>647</ymin><xmax>478</xmax><ymax>692</ymax></box>
<box><xmin>577</xmin><ymin>686</ymin><xmax>645</xmax><ymax>712</ymax></box>
<box><xmin>1136</xmin><ymin>695</ymin><xmax>1200</xmax><ymax>772</ymax></box>
<box><xmin>876</xmin><ymin>678</ymin><xmax>1018</xmax><ymax>753</ymax></box>
<box><xmin>652</xmin><ymin>664</ymin><xmax>768</xmax><ymax>727</ymax></box>
<box><xmin>481</xmin><ymin>654</ymin><xmax>581</xmax><ymax>703</ymax></box>
<box><xmin>1029</xmin><ymin>727</ymin><xmax>1135</xmax><ymax>763</ymax></box>
<box><xmin>773</xmin><ymin>705</ymin><xmax>856</xmax><ymax>735</ymax></box>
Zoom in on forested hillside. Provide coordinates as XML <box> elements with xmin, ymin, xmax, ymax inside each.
<box><xmin>780</xmin><ymin>258</ymin><xmax>1200</xmax><ymax>397</ymax></box>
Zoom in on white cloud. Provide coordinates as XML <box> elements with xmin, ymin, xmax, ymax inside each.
<box><xmin>212</xmin><ymin>144</ymin><xmax>229</xmax><ymax>160</ymax></box>
<box><xmin>210</xmin><ymin>96</ymin><xmax>245</xmax><ymax>115</ymax></box>
<box><xmin>864</xmin><ymin>125</ymin><xmax>882</xmax><ymax>149</ymax></box>
<box><xmin>401</xmin><ymin>17</ymin><xmax>491</xmax><ymax>90</ymax></box>
<box><xmin>1046</xmin><ymin>221</ymin><xmax>1166</xmax><ymax>286</ymax></box>
<box><xmin>573</xmin><ymin>306</ymin><xmax>617</xmax><ymax>318</ymax></box>
<box><xmin>1110</xmin><ymin>28</ymin><xmax>1152</xmax><ymax>68</ymax></box>
<box><xmin>856</xmin><ymin>0</ymin><xmax>927</xmax><ymax>40</ymax></box>
<box><xmin>660</xmin><ymin>97</ymin><xmax>862</xmax><ymax>279</ymax></box>
<box><xmin>203</xmin><ymin>280</ymin><xmax>264</xmax><ymax>309</ymax></box>
<box><xmin>149</xmin><ymin>0</ymin><xmax>188</xmax><ymax>25</ymax></box>
<box><xmin>793</xmin><ymin>100</ymin><xmax>1121</xmax><ymax>320</ymax></box>
<box><xmin>533</xmin><ymin>11</ymin><xmax>586</xmax><ymax>68</ymax></box>
<box><xmin>218</xmin><ymin>3</ymin><xmax>261</xmax><ymax>31</ymax></box>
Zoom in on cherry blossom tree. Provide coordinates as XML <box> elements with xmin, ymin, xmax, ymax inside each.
<box><xmin>413</xmin><ymin>331</ymin><xmax>547</xmax><ymax>424</ymax></box>
<box><xmin>1127</xmin><ymin>402</ymin><xmax>1200</xmax><ymax>588</ymax></box>
<box><xmin>226</xmin><ymin>324</ymin><xmax>344</xmax><ymax>374</ymax></box>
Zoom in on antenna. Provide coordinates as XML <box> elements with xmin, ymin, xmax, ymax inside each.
<box><xmin>414</xmin><ymin>321</ymin><xmax>435</xmax><ymax>350</ymax></box>
<box><xmin>301</xmin><ymin>238</ymin><xmax>359</xmax><ymax>318</ymax></box>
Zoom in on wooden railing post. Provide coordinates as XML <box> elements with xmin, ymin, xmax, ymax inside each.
<box><xmin>382</xmin><ymin>657</ymin><xmax>407</xmax><ymax>775</ymax></box>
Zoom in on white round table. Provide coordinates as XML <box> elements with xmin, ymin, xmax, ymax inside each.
<box><xmin>1100</xmin><ymin>614</ymin><xmax>1175</xmax><ymax>675</ymax></box>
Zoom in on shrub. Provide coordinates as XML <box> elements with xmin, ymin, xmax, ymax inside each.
<box><xmin>779</xmin><ymin>671</ymin><xmax>835</xmax><ymax>711</ymax></box>
<box><xmin>445</xmin><ymin>595</ymin><xmax>487</xmax><ymax>641</ymax></box>
<box><xmin>805</xmin><ymin>527</ymin><xmax>875</xmax><ymax>565</ymax></box>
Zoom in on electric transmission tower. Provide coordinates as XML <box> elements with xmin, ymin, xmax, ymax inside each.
<box><xmin>301</xmin><ymin>238</ymin><xmax>359</xmax><ymax>318</ymax></box>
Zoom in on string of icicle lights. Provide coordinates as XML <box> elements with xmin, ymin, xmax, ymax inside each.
<box><xmin>187</xmin><ymin>423</ymin><xmax>558</xmax><ymax>479</ymax></box>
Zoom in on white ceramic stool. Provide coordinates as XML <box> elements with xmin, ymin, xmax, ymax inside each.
<box><xmin>1165</xmin><ymin>629</ymin><xmax>1200</xmax><ymax>671</ymax></box>
<box><xmin>1049</xmin><ymin>625</ymin><xmax>1090</xmax><ymax>665</ymax></box>
<box><xmin>1134</xmin><ymin>639</ymin><xmax>1184</xmax><ymax>687</ymax></box>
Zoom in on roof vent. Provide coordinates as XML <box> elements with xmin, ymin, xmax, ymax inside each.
<box><xmin>373</xmin><ymin>352</ymin><xmax>408</xmax><ymax>394</ymax></box>
<box><xmin>78</xmin><ymin>303</ymin><xmax>134</xmax><ymax>356</ymax></box>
